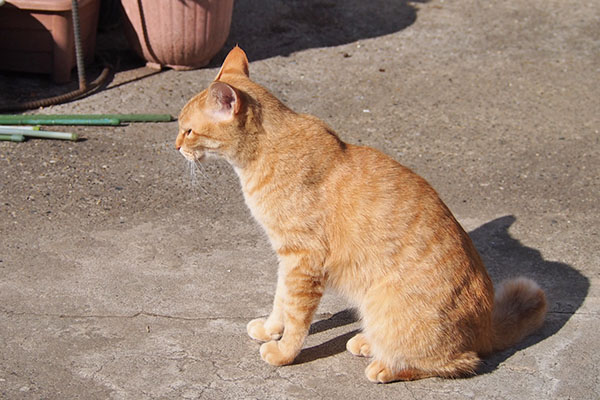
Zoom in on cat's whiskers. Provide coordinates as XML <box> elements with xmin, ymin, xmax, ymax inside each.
<box><xmin>189</xmin><ymin>158</ymin><xmax>210</xmax><ymax>195</ymax></box>
<box><xmin>184</xmin><ymin>158</ymin><xmax>196</xmax><ymax>182</ymax></box>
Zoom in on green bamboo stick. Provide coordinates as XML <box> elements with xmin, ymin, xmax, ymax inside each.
<box><xmin>94</xmin><ymin>114</ymin><xmax>174</xmax><ymax>122</ymax></box>
<box><xmin>0</xmin><ymin>125</ymin><xmax>41</xmax><ymax>130</ymax></box>
<box><xmin>0</xmin><ymin>126</ymin><xmax>78</xmax><ymax>141</ymax></box>
<box><xmin>29</xmin><ymin>130</ymin><xmax>78</xmax><ymax>141</ymax></box>
<box><xmin>0</xmin><ymin>134</ymin><xmax>26</xmax><ymax>142</ymax></box>
<box><xmin>0</xmin><ymin>117</ymin><xmax>120</xmax><ymax>126</ymax></box>
<box><xmin>0</xmin><ymin>127</ymin><xmax>40</xmax><ymax>135</ymax></box>
<box><xmin>0</xmin><ymin>114</ymin><xmax>174</xmax><ymax>124</ymax></box>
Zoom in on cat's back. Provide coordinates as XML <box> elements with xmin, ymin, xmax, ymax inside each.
<box><xmin>328</xmin><ymin>142</ymin><xmax>439</xmax><ymax>211</ymax></box>
<box><xmin>324</xmin><ymin>142</ymin><xmax>476</xmax><ymax>265</ymax></box>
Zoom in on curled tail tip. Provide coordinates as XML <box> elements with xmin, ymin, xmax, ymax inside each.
<box><xmin>496</xmin><ymin>276</ymin><xmax>545</xmax><ymax>301</ymax></box>
<box><xmin>492</xmin><ymin>277</ymin><xmax>547</xmax><ymax>351</ymax></box>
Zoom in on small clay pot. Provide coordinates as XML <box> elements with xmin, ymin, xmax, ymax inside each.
<box><xmin>0</xmin><ymin>0</ymin><xmax>101</xmax><ymax>83</ymax></box>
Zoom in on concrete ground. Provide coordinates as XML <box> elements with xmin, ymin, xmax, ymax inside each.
<box><xmin>1</xmin><ymin>0</ymin><xmax>598</xmax><ymax>398</ymax></box>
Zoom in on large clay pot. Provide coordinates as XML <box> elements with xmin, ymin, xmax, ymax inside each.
<box><xmin>120</xmin><ymin>0</ymin><xmax>234</xmax><ymax>70</ymax></box>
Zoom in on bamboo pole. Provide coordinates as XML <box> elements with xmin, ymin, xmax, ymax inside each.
<box><xmin>0</xmin><ymin>127</ymin><xmax>78</xmax><ymax>141</ymax></box>
<box><xmin>0</xmin><ymin>134</ymin><xmax>26</xmax><ymax>142</ymax></box>
<box><xmin>0</xmin><ymin>125</ymin><xmax>41</xmax><ymax>130</ymax></box>
<box><xmin>0</xmin><ymin>117</ymin><xmax>120</xmax><ymax>126</ymax></box>
<box><xmin>0</xmin><ymin>114</ymin><xmax>174</xmax><ymax>125</ymax></box>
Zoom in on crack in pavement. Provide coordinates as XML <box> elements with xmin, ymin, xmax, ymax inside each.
<box><xmin>0</xmin><ymin>309</ymin><xmax>251</xmax><ymax>322</ymax></box>
<box><xmin>0</xmin><ymin>309</ymin><xmax>370</xmax><ymax>324</ymax></box>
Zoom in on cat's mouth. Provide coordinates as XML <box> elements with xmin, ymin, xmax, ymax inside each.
<box><xmin>179</xmin><ymin>147</ymin><xmax>206</xmax><ymax>163</ymax></box>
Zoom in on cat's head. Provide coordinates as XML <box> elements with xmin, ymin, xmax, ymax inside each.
<box><xmin>176</xmin><ymin>46</ymin><xmax>254</xmax><ymax>167</ymax></box>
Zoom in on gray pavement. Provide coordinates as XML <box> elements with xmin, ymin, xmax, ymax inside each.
<box><xmin>1</xmin><ymin>0</ymin><xmax>598</xmax><ymax>398</ymax></box>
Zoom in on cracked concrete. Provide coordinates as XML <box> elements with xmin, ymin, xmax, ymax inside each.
<box><xmin>1</xmin><ymin>0</ymin><xmax>599</xmax><ymax>398</ymax></box>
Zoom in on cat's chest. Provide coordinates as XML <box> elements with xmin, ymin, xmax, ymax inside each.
<box><xmin>238</xmin><ymin>168</ymin><xmax>290</xmax><ymax>221</ymax></box>
<box><xmin>242</xmin><ymin>189</ymin><xmax>283</xmax><ymax>229</ymax></box>
<box><xmin>237</xmin><ymin>165</ymin><xmax>318</xmax><ymax>238</ymax></box>
<box><xmin>241</xmin><ymin>183</ymin><xmax>308</xmax><ymax>246</ymax></box>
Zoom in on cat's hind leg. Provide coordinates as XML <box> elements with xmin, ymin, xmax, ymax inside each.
<box><xmin>346</xmin><ymin>333</ymin><xmax>372</xmax><ymax>357</ymax></box>
<box><xmin>365</xmin><ymin>360</ymin><xmax>435</xmax><ymax>383</ymax></box>
<box><xmin>359</xmin><ymin>281</ymin><xmax>480</xmax><ymax>383</ymax></box>
<box><xmin>365</xmin><ymin>351</ymin><xmax>481</xmax><ymax>383</ymax></box>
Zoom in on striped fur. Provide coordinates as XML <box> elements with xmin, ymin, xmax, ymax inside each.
<box><xmin>176</xmin><ymin>47</ymin><xmax>547</xmax><ymax>382</ymax></box>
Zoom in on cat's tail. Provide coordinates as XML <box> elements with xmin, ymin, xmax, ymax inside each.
<box><xmin>491</xmin><ymin>277</ymin><xmax>547</xmax><ymax>351</ymax></box>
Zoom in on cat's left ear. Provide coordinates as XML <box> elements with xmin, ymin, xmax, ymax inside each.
<box><xmin>215</xmin><ymin>45</ymin><xmax>250</xmax><ymax>80</ymax></box>
<box><xmin>206</xmin><ymin>81</ymin><xmax>241</xmax><ymax>122</ymax></box>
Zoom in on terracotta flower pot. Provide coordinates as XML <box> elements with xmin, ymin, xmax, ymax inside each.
<box><xmin>120</xmin><ymin>0</ymin><xmax>234</xmax><ymax>70</ymax></box>
<box><xmin>0</xmin><ymin>0</ymin><xmax>101</xmax><ymax>83</ymax></box>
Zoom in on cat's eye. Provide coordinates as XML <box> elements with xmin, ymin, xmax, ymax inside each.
<box><xmin>184</xmin><ymin>129</ymin><xmax>192</xmax><ymax>136</ymax></box>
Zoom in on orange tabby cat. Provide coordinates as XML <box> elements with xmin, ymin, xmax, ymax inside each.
<box><xmin>176</xmin><ymin>46</ymin><xmax>547</xmax><ymax>382</ymax></box>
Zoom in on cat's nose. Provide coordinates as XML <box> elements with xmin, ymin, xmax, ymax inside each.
<box><xmin>176</xmin><ymin>145</ymin><xmax>181</xmax><ymax>150</ymax></box>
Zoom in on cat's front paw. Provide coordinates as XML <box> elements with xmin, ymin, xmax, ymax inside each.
<box><xmin>247</xmin><ymin>318</ymin><xmax>283</xmax><ymax>342</ymax></box>
<box><xmin>259</xmin><ymin>340</ymin><xmax>296</xmax><ymax>366</ymax></box>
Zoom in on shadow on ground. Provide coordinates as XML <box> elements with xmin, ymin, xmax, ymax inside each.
<box><xmin>472</xmin><ymin>216</ymin><xmax>589</xmax><ymax>374</ymax></box>
<box><xmin>295</xmin><ymin>309</ymin><xmax>359</xmax><ymax>365</ymax></box>
<box><xmin>0</xmin><ymin>0</ymin><xmax>426</xmax><ymax>109</ymax></box>
<box><xmin>219</xmin><ymin>0</ymin><xmax>428</xmax><ymax>63</ymax></box>
<box><xmin>295</xmin><ymin>216</ymin><xmax>589</xmax><ymax>375</ymax></box>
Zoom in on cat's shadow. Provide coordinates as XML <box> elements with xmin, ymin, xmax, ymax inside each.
<box><xmin>213</xmin><ymin>0</ymin><xmax>430</xmax><ymax>64</ymax></box>
<box><xmin>294</xmin><ymin>215</ymin><xmax>589</xmax><ymax>375</ymax></box>
<box><xmin>470</xmin><ymin>215</ymin><xmax>588</xmax><ymax>374</ymax></box>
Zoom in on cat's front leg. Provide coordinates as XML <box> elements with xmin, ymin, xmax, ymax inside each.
<box><xmin>247</xmin><ymin>273</ymin><xmax>286</xmax><ymax>342</ymax></box>
<box><xmin>259</xmin><ymin>256</ymin><xmax>324</xmax><ymax>366</ymax></box>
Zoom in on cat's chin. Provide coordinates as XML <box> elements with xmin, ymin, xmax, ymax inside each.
<box><xmin>199</xmin><ymin>152</ymin><xmax>222</xmax><ymax>163</ymax></box>
<box><xmin>179</xmin><ymin>148</ymin><xmax>206</xmax><ymax>163</ymax></box>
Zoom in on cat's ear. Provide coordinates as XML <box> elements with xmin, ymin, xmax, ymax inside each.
<box><xmin>205</xmin><ymin>81</ymin><xmax>241</xmax><ymax>122</ymax></box>
<box><xmin>215</xmin><ymin>45</ymin><xmax>249</xmax><ymax>80</ymax></box>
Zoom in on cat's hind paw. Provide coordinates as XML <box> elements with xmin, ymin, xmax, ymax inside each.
<box><xmin>365</xmin><ymin>360</ymin><xmax>433</xmax><ymax>383</ymax></box>
<box><xmin>247</xmin><ymin>318</ymin><xmax>283</xmax><ymax>342</ymax></box>
<box><xmin>365</xmin><ymin>360</ymin><xmax>396</xmax><ymax>383</ymax></box>
<box><xmin>346</xmin><ymin>333</ymin><xmax>372</xmax><ymax>357</ymax></box>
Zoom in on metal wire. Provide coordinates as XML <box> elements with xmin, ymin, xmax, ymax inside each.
<box><xmin>71</xmin><ymin>0</ymin><xmax>87</xmax><ymax>90</ymax></box>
